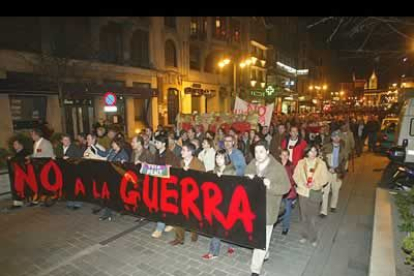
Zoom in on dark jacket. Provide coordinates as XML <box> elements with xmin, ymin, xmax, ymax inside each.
<box><xmin>130</xmin><ymin>148</ymin><xmax>154</xmax><ymax>164</ymax></box>
<box><xmin>154</xmin><ymin>149</ymin><xmax>181</xmax><ymax>168</ymax></box>
<box><xmin>14</xmin><ymin>148</ymin><xmax>31</xmax><ymax>159</ymax></box>
<box><xmin>270</xmin><ymin>132</ymin><xmax>287</xmax><ymax>159</ymax></box>
<box><xmin>322</xmin><ymin>141</ymin><xmax>347</xmax><ymax>179</ymax></box>
<box><xmin>63</xmin><ymin>144</ymin><xmax>83</xmax><ymax>158</ymax></box>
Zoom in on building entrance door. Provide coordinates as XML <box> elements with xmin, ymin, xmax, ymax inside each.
<box><xmin>167</xmin><ymin>88</ymin><xmax>179</xmax><ymax>125</ymax></box>
<box><xmin>64</xmin><ymin>99</ymin><xmax>94</xmax><ymax>138</ymax></box>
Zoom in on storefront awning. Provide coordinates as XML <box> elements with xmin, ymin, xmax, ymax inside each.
<box><xmin>63</xmin><ymin>83</ymin><xmax>158</xmax><ymax>99</ymax></box>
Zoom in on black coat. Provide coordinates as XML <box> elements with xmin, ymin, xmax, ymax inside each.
<box><xmin>64</xmin><ymin>144</ymin><xmax>83</xmax><ymax>158</ymax></box>
<box><xmin>14</xmin><ymin>148</ymin><xmax>31</xmax><ymax>159</ymax></box>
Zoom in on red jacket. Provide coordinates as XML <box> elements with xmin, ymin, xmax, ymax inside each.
<box><xmin>281</xmin><ymin>136</ymin><xmax>308</xmax><ymax>167</ymax></box>
<box><xmin>283</xmin><ymin>161</ymin><xmax>297</xmax><ymax>199</ymax></box>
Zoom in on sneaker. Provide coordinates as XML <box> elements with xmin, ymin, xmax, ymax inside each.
<box><xmin>319</xmin><ymin>214</ymin><xmax>327</xmax><ymax>218</ymax></box>
<box><xmin>282</xmin><ymin>229</ymin><xmax>289</xmax><ymax>235</ymax></box>
<box><xmin>164</xmin><ymin>226</ymin><xmax>174</xmax><ymax>232</ymax></box>
<box><xmin>202</xmin><ymin>253</ymin><xmax>218</xmax><ymax>260</ymax></box>
<box><xmin>311</xmin><ymin>241</ymin><xmax>318</xmax><ymax>247</ymax></box>
<box><xmin>152</xmin><ymin>230</ymin><xmax>163</xmax><ymax>238</ymax></box>
<box><xmin>330</xmin><ymin>208</ymin><xmax>337</xmax><ymax>213</ymax></box>
<box><xmin>299</xmin><ymin>238</ymin><xmax>307</xmax><ymax>244</ymax></box>
<box><xmin>227</xmin><ymin>247</ymin><xmax>235</xmax><ymax>255</ymax></box>
<box><xmin>99</xmin><ymin>214</ymin><xmax>110</xmax><ymax>221</ymax></box>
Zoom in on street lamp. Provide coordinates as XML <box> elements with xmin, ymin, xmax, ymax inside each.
<box><xmin>218</xmin><ymin>56</ymin><xmax>252</xmax><ymax>99</ymax></box>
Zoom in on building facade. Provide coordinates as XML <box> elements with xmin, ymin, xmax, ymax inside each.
<box><xmin>0</xmin><ymin>17</ymin><xmax>269</xmax><ymax>147</ymax></box>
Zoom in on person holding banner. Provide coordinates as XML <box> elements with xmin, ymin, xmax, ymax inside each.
<box><xmin>245</xmin><ymin>140</ymin><xmax>291</xmax><ymax>276</ymax></box>
<box><xmin>198</xmin><ymin>138</ymin><xmax>216</xmax><ymax>172</ymax></box>
<box><xmin>131</xmin><ymin>135</ymin><xmax>154</xmax><ymax>164</ymax></box>
<box><xmin>61</xmin><ymin>134</ymin><xmax>83</xmax><ymax>210</ymax></box>
<box><xmin>29</xmin><ymin>128</ymin><xmax>55</xmax><ymax>206</ymax></box>
<box><xmin>151</xmin><ymin>134</ymin><xmax>180</xmax><ymax>239</ymax></box>
<box><xmin>5</xmin><ymin>138</ymin><xmax>31</xmax><ymax>211</ymax></box>
<box><xmin>170</xmin><ymin>143</ymin><xmax>205</xmax><ymax>246</ymax></box>
<box><xmin>202</xmin><ymin>149</ymin><xmax>236</xmax><ymax>260</ymax></box>
<box><xmin>83</xmin><ymin>133</ymin><xmax>106</xmax><ymax>160</ymax></box>
<box><xmin>98</xmin><ymin>137</ymin><xmax>130</xmax><ymax>221</ymax></box>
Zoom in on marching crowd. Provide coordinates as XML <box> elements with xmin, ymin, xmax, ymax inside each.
<box><xmin>6</xmin><ymin>113</ymin><xmax>382</xmax><ymax>276</ymax></box>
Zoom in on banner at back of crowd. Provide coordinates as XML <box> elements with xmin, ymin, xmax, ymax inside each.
<box><xmin>7</xmin><ymin>158</ymin><xmax>267</xmax><ymax>249</ymax></box>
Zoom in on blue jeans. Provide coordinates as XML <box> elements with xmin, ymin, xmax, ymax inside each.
<box><xmin>66</xmin><ymin>201</ymin><xmax>82</xmax><ymax>208</ymax></box>
<box><xmin>282</xmin><ymin>198</ymin><xmax>294</xmax><ymax>231</ymax></box>
<box><xmin>209</xmin><ymin>237</ymin><xmax>234</xmax><ymax>256</ymax></box>
<box><xmin>156</xmin><ymin>222</ymin><xmax>166</xmax><ymax>232</ymax></box>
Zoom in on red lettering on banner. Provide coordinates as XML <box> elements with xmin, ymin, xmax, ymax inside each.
<box><xmin>40</xmin><ymin>160</ymin><xmax>63</xmax><ymax>197</ymax></box>
<box><xmin>258</xmin><ymin>106</ymin><xmax>266</xmax><ymax>117</ymax></box>
<box><xmin>74</xmin><ymin>178</ymin><xmax>86</xmax><ymax>196</ymax></box>
<box><xmin>160</xmin><ymin>175</ymin><xmax>179</xmax><ymax>215</ymax></box>
<box><xmin>13</xmin><ymin>163</ymin><xmax>38</xmax><ymax>197</ymax></box>
<box><xmin>101</xmin><ymin>182</ymin><xmax>110</xmax><ymax>199</ymax></box>
<box><xmin>180</xmin><ymin>177</ymin><xmax>201</xmax><ymax>221</ymax></box>
<box><xmin>92</xmin><ymin>181</ymin><xmax>100</xmax><ymax>199</ymax></box>
<box><xmin>143</xmin><ymin>175</ymin><xmax>158</xmax><ymax>213</ymax></box>
<box><xmin>120</xmin><ymin>171</ymin><xmax>140</xmax><ymax>207</ymax></box>
<box><xmin>224</xmin><ymin>185</ymin><xmax>256</xmax><ymax>233</ymax></box>
<box><xmin>201</xmin><ymin>182</ymin><xmax>226</xmax><ymax>226</ymax></box>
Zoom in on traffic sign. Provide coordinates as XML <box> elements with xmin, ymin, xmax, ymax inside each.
<box><xmin>104</xmin><ymin>92</ymin><xmax>117</xmax><ymax>106</ymax></box>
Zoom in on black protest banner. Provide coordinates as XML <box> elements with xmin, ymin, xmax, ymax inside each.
<box><xmin>8</xmin><ymin>158</ymin><xmax>266</xmax><ymax>249</ymax></box>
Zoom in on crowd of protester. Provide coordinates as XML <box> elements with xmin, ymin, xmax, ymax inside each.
<box><xmin>6</xmin><ymin>112</ymin><xmax>383</xmax><ymax>276</ymax></box>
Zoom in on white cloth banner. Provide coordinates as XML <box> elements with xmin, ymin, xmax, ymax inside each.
<box><xmin>234</xmin><ymin>97</ymin><xmax>274</xmax><ymax>126</ymax></box>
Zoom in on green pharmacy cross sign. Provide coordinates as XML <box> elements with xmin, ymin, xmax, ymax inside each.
<box><xmin>265</xmin><ymin>86</ymin><xmax>275</xmax><ymax>96</ymax></box>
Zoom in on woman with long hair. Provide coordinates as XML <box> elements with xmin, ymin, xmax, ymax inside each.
<box><xmin>293</xmin><ymin>145</ymin><xmax>329</xmax><ymax>247</ymax></box>
<box><xmin>202</xmin><ymin>149</ymin><xmax>236</xmax><ymax>260</ymax></box>
<box><xmin>198</xmin><ymin>138</ymin><xmax>216</xmax><ymax>172</ymax></box>
<box><xmin>98</xmin><ymin>137</ymin><xmax>129</xmax><ymax>221</ymax></box>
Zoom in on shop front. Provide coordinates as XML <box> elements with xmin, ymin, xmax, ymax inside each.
<box><xmin>64</xmin><ymin>83</ymin><xmax>158</xmax><ymax>138</ymax></box>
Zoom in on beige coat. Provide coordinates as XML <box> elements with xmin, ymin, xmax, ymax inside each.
<box><xmin>293</xmin><ymin>157</ymin><xmax>329</xmax><ymax>198</ymax></box>
<box><xmin>245</xmin><ymin>155</ymin><xmax>291</xmax><ymax>225</ymax></box>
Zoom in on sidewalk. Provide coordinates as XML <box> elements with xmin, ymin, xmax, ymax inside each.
<box><xmin>0</xmin><ymin>153</ymin><xmax>384</xmax><ymax>276</ymax></box>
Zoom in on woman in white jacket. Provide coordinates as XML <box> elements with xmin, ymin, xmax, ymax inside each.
<box><xmin>198</xmin><ymin>138</ymin><xmax>216</xmax><ymax>172</ymax></box>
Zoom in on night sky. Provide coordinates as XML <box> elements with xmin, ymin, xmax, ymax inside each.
<box><xmin>302</xmin><ymin>17</ymin><xmax>414</xmax><ymax>89</ymax></box>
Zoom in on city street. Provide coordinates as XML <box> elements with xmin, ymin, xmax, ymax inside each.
<box><xmin>0</xmin><ymin>152</ymin><xmax>387</xmax><ymax>276</ymax></box>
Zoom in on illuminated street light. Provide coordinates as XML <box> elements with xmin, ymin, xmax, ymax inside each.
<box><xmin>393</xmin><ymin>83</ymin><xmax>398</xmax><ymax>87</ymax></box>
<box><xmin>223</xmin><ymin>59</ymin><xmax>231</xmax><ymax>65</ymax></box>
<box><xmin>340</xmin><ymin>91</ymin><xmax>345</xmax><ymax>96</ymax></box>
<box><xmin>239</xmin><ymin>62</ymin><xmax>246</xmax><ymax>68</ymax></box>
<box><xmin>322</xmin><ymin>84</ymin><xmax>327</xmax><ymax>90</ymax></box>
<box><xmin>309</xmin><ymin>86</ymin><xmax>314</xmax><ymax>90</ymax></box>
<box><xmin>250</xmin><ymin>80</ymin><xmax>257</xmax><ymax>87</ymax></box>
<box><xmin>218</xmin><ymin>62</ymin><xmax>225</xmax><ymax>68</ymax></box>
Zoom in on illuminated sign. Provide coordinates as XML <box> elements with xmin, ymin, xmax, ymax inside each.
<box><xmin>265</xmin><ymin>86</ymin><xmax>275</xmax><ymax>96</ymax></box>
<box><xmin>276</xmin><ymin>62</ymin><xmax>309</xmax><ymax>76</ymax></box>
<box><xmin>104</xmin><ymin>92</ymin><xmax>117</xmax><ymax>106</ymax></box>
<box><xmin>251</xmin><ymin>91</ymin><xmax>264</xmax><ymax>97</ymax></box>
<box><xmin>104</xmin><ymin>106</ymin><xmax>118</xmax><ymax>113</ymax></box>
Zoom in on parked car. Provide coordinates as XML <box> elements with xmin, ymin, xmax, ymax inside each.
<box><xmin>378</xmin><ymin>119</ymin><xmax>399</xmax><ymax>152</ymax></box>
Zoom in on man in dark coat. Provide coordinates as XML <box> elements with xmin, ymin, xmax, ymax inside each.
<box><xmin>5</xmin><ymin>138</ymin><xmax>31</xmax><ymax>210</ymax></box>
<box><xmin>62</xmin><ymin>134</ymin><xmax>83</xmax><ymax>210</ymax></box>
